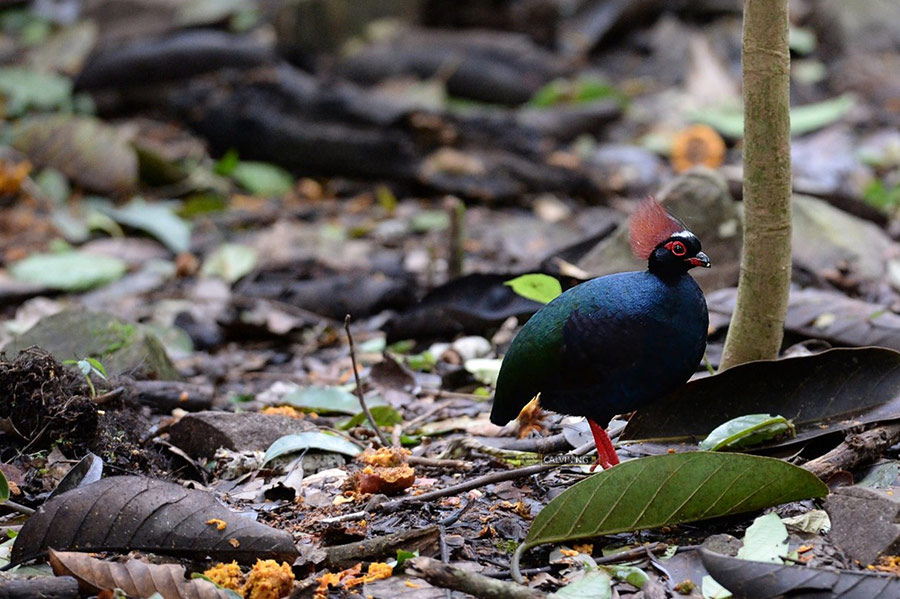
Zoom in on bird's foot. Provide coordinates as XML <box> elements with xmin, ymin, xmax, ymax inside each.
<box><xmin>588</xmin><ymin>418</ymin><xmax>620</xmax><ymax>472</ymax></box>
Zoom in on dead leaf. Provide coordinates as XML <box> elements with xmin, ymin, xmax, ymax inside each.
<box><xmin>49</xmin><ymin>549</ymin><xmax>233</xmax><ymax>598</ymax></box>
<box><xmin>12</xmin><ymin>476</ymin><xmax>297</xmax><ymax>566</ymax></box>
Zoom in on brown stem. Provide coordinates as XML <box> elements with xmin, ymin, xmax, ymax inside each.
<box><xmin>380</xmin><ymin>463</ymin><xmax>554</xmax><ymax>513</ymax></box>
<box><xmin>344</xmin><ymin>314</ymin><xmax>390</xmax><ymax>447</ymax></box>
<box><xmin>720</xmin><ymin>0</ymin><xmax>792</xmax><ymax>369</ymax></box>
<box><xmin>803</xmin><ymin>423</ymin><xmax>900</xmax><ymax>480</ymax></box>
<box><xmin>325</xmin><ymin>526</ymin><xmax>441</xmax><ymax>569</ymax></box>
<box><xmin>406</xmin><ymin>556</ymin><xmax>547</xmax><ymax>599</ymax></box>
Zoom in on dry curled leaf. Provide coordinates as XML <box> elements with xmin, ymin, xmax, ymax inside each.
<box><xmin>49</xmin><ymin>549</ymin><xmax>233</xmax><ymax>599</ymax></box>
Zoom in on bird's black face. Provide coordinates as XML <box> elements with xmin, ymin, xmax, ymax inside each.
<box><xmin>648</xmin><ymin>231</ymin><xmax>710</xmax><ymax>279</ymax></box>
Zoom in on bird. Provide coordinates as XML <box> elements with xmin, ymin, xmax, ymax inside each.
<box><xmin>490</xmin><ymin>198</ymin><xmax>710</xmax><ymax>469</ymax></box>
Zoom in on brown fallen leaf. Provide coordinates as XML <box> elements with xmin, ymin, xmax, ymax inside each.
<box><xmin>11</xmin><ymin>476</ymin><xmax>297</xmax><ymax>566</ymax></box>
<box><xmin>49</xmin><ymin>549</ymin><xmax>233</xmax><ymax>598</ymax></box>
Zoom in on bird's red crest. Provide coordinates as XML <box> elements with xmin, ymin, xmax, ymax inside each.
<box><xmin>629</xmin><ymin>197</ymin><xmax>683</xmax><ymax>260</ymax></box>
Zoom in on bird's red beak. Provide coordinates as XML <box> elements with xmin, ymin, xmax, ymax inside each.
<box><xmin>687</xmin><ymin>252</ymin><xmax>711</xmax><ymax>268</ymax></box>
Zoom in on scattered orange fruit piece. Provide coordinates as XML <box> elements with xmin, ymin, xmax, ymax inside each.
<box><xmin>207</xmin><ymin>518</ymin><xmax>227</xmax><ymax>531</ymax></box>
<box><xmin>671</xmin><ymin>124</ymin><xmax>726</xmax><ymax>173</ymax></box>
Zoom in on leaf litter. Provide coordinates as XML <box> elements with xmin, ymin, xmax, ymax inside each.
<box><xmin>1</xmin><ymin>3</ymin><xmax>900</xmax><ymax>599</ymax></box>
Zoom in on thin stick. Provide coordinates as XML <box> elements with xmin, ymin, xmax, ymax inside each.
<box><xmin>344</xmin><ymin>314</ymin><xmax>390</xmax><ymax>447</ymax></box>
<box><xmin>407</xmin><ymin>456</ymin><xmax>473</xmax><ymax>470</ymax></box>
<box><xmin>2</xmin><ymin>500</ymin><xmax>34</xmax><ymax>516</ymax></box>
<box><xmin>803</xmin><ymin>423</ymin><xmax>900</xmax><ymax>480</ymax></box>
<box><xmin>406</xmin><ymin>556</ymin><xmax>547</xmax><ymax>599</ymax></box>
<box><xmin>320</xmin><ymin>438</ymin><xmax>598</xmax><ymax>524</ymax></box>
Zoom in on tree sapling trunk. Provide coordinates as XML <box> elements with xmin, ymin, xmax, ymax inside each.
<box><xmin>719</xmin><ymin>0</ymin><xmax>793</xmax><ymax>370</ymax></box>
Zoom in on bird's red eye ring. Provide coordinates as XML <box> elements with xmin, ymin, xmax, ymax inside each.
<box><xmin>666</xmin><ymin>241</ymin><xmax>687</xmax><ymax>256</ymax></box>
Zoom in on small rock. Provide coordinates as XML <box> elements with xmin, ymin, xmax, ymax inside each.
<box><xmin>168</xmin><ymin>411</ymin><xmax>316</xmax><ymax>458</ymax></box>
<box><xmin>4</xmin><ymin>309</ymin><xmax>179</xmax><ymax>380</ymax></box>
<box><xmin>825</xmin><ymin>486</ymin><xmax>900</xmax><ymax>565</ymax></box>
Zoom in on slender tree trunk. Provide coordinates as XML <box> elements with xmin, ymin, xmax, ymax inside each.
<box><xmin>719</xmin><ymin>0</ymin><xmax>792</xmax><ymax>370</ymax></box>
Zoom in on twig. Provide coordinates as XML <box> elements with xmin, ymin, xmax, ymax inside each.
<box><xmin>483</xmin><ymin>566</ymin><xmax>552</xmax><ymax>580</ymax></box>
<box><xmin>803</xmin><ymin>423</ymin><xmax>900</xmax><ymax>480</ymax></box>
<box><xmin>488</xmin><ymin>433</ymin><xmax>571</xmax><ymax>454</ymax></box>
<box><xmin>439</xmin><ymin>497</ymin><xmax>475</xmax><ymax>526</ymax></box>
<box><xmin>406</xmin><ymin>556</ymin><xmax>547</xmax><ymax>599</ymax></box>
<box><xmin>407</xmin><ymin>456</ymin><xmax>473</xmax><ymax>470</ymax></box>
<box><xmin>444</xmin><ymin>195</ymin><xmax>465</xmax><ymax>278</ymax></box>
<box><xmin>320</xmin><ymin>438</ymin><xmax>597</xmax><ymax>524</ymax></box>
<box><xmin>594</xmin><ymin>542</ymin><xmax>666</xmax><ymax>564</ymax></box>
<box><xmin>344</xmin><ymin>314</ymin><xmax>390</xmax><ymax>447</ymax></box>
<box><xmin>380</xmin><ymin>463</ymin><xmax>554</xmax><ymax>513</ymax></box>
<box><xmin>325</xmin><ymin>526</ymin><xmax>440</xmax><ymax>569</ymax></box>
<box><xmin>92</xmin><ymin>386</ymin><xmax>126</xmax><ymax>406</ymax></box>
<box><xmin>2</xmin><ymin>500</ymin><xmax>35</xmax><ymax>516</ymax></box>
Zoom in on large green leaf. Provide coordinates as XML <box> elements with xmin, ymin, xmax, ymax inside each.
<box><xmin>515</xmin><ymin>453</ymin><xmax>826</xmax><ymax>570</ymax></box>
<box><xmin>10</xmin><ymin>251</ymin><xmax>126</xmax><ymax>291</ymax></box>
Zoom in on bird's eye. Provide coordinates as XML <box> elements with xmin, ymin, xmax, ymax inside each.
<box><xmin>666</xmin><ymin>241</ymin><xmax>687</xmax><ymax>256</ymax></box>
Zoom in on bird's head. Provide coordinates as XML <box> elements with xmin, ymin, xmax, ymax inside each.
<box><xmin>629</xmin><ymin>197</ymin><xmax>711</xmax><ymax>279</ymax></box>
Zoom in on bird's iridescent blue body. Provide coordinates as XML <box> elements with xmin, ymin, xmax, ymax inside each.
<box><xmin>490</xmin><ymin>270</ymin><xmax>708</xmax><ymax>427</ymax></box>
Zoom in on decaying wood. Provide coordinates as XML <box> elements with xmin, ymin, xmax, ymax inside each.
<box><xmin>325</xmin><ymin>526</ymin><xmax>441</xmax><ymax>569</ymax></box>
<box><xmin>75</xmin><ymin>30</ymin><xmax>275</xmax><ymax>90</ymax></box>
<box><xmin>338</xmin><ymin>29</ymin><xmax>567</xmax><ymax>105</ymax></box>
<box><xmin>75</xmin><ymin>28</ymin><xmax>614</xmax><ymax>202</ymax></box>
<box><xmin>803</xmin><ymin>423</ymin><xmax>900</xmax><ymax>480</ymax></box>
<box><xmin>0</xmin><ymin>575</ymin><xmax>79</xmax><ymax>599</ymax></box>
<box><xmin>406</xmin><ymin>556</ymin><xmax>547</xmax><ymax>599</ymax></box>
<box><xmin>130</xmin><ymin>380</ymin><xmax>214</xmax><ymax>413</ymax></box>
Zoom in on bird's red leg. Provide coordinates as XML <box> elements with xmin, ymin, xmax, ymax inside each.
<box><xmin>588</xmin><ymin>419</ymin><xmax>620</xmax><ymax>472</ymax></box>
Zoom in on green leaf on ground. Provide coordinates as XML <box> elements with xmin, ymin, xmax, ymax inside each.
<box><xmin>604</xmin><ymin>564</ymin><xmax>648</xmax><ymax>589</ymax></box>
<box><xmin>263</xmin><ymin>431</ymin><xmax>361</xmax><ymax>464</ymax></box>
<box><xmin>0</xmin><ymin>67</ymin><xmax>72</xmax><ymax>117</ymax></box>
<box><xmin>10</xmin><ymin>251</ymin><xmax>126</xmax><ymax>291</ymax></box>
<box><xmin>395</xmin><ymin>549</ymin><xmax>418</xmax><ymax>568</ymax></box>
<box><xmin>517</xmin><ymin>453</ymin><xmax>828</xmax><ymax>560</ymax></box>
<box><xmin>0</xmin><ymin>470</ymin><xmax>9</xmax><ymax>503</ymax></box>
<box><xmin>530</xmin><ymin>77</ymin><xmax>624</xmax><ymax>108</ymax></box>
<box><xmin>505</xmin><ymin>274</ymin><xmax>562</xmax><ymax>304</ymax></box>
<box><xmin>692</xmin><ymin>94</ymin><xmax>855</xmax><ymax>138</ymax></box>
<box><xmin>550</xmin><ymin>570</ymin><xmax>612</xmax><ymax>599</ymax></box>
<box><xmin>231</xmin><ymin>161</ymin><xmax>294</xmax><ymax>196</ymax></box>
<box><xmin>281</xmin><ymin>386</ymin><xmax>386</xmax><ymax>415</ymax></box>
<box><xmin>338</xmin><ymin>405</ymin><xmax>403</xmax><ymax>430</ymax></box>
<box><xmin>737</xmin><ymin>513</ymin><xmax>788</xmax><ymax>563</ymax></box>
<box><xmin>699</xmin><ymin>414</ymin><xmax>795</xmax><ymax>451</ymax></box>
<box><xmin>200</xmin><ymin>243</ymin><xmax>257</xmax><ymax>283</ymax></box>
<box><xmin>464</xmin><ymin>358</ymin><xmax>503</xmax><ymax>386</ymax></box>
<box><xmin>98</xmin><ymin>198</ymin><xmax>191</xmax><ymax>254</ymax></box>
